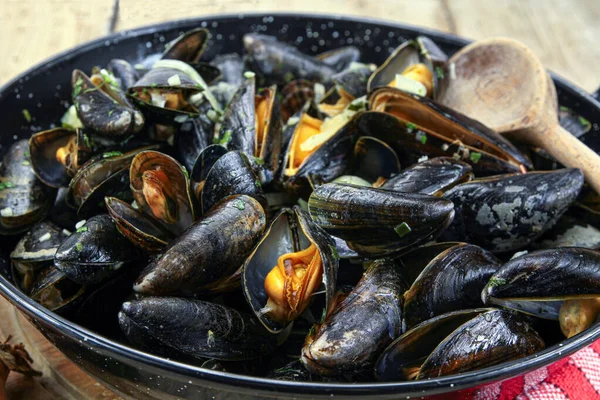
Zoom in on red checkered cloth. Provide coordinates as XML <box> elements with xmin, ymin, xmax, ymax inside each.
<box><xmin>432</xmin><ymin>340</ymin><xmax>600</xmax><ymax>399</ymax></box>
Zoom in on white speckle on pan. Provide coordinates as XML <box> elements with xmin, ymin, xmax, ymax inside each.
<box><xmin>145</xmin><ymin>41</ymin><xmax>152</xmax><ymax>49</ymax></box>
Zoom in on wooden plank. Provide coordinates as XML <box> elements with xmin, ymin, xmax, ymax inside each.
<box><xmin>115</xmin><ymin>0</ymin><xmax>451</xmax><ymax>32</ymax></box>
<box><xmin>444</xmin><ymin>0</ymin><xmax>600</xmax><ymax>92</ymax></box>
<box><xmin>0</xmin><ymin>0</ymin><xmax>115</xmax><ymax>85</ymax></box>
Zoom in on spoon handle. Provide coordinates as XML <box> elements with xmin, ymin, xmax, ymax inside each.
<box><xmin>536</xmin><ymin>124</ymin><xmax>600</xmax><ymax>194</ymax></box>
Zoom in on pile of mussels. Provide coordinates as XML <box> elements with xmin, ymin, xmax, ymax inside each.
<box><xmin>5</xmin><ymin>28</ymin><xmax>600</xmax><ymax>382</ymax></box>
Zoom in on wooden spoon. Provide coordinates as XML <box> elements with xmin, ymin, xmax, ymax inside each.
<box><xmin>437</xmin><ymin>37</ymin><xmax>600</xmax><ymax>194</ymax></box>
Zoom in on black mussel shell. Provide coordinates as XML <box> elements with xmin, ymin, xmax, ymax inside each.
<box><xmin>403</xmin><ymin>243</ymin><xmax>501</xmax><ymax>329</ymax></box>
<box><xmin>353</xmin><ymin>136</ymin><xmax>400</xmax><ymax>183</ymax></box>
<box><xmin>382</xmin><ymin>157</ymin><xmax>472</xmax><ymax>195</ymax></box>
<box><xmin>105</xmin><ymin>197</ymin><xmax>174</xmax><ymax>252</ymax></box>
<box><xmin>243</xmin><ymin>34</ymin><xmax>336</xmax><ymax>86</ymax></box>
<box><xmin>368</xmin><ymin>88</ymin><xmax>532</xmax><ymax>173</ymax></box>
<box><xmin>301</xmin><ymin>259</ymin><xmax>406</xmax><ymax>377</ymax></box>
<box><xmin>119</xmin><ymin>297</ymin><xmax>277</xmax><ymax>361</ymax></box>
<box><xmin>76</xmin><ymin>167</ymin><xmax>131</xmax><ymax>218</ymax></box>
<box><xmin>191</xmin><ymin>144</ymin><xmax>228</xmax><ymax>182</ymax></box>
<box><xmin>316</xmin><ymin>46</ymin><xmax>361</xmax><ymax>72</ymax></box>
<box><xmin>308</xmin><ymin>183</ymin><xmax>455</xmax><ymax>257</ymax></box>
<box><xmin>72</xmin><ymin>70</ymin><xmax>144</xmax><ymax>137</ymax></box>
<box><xmin>161</xmin><ymin>28</ymin><xmax>209</xmax><ymax>63</ymax></box>
<box><xmin>201</xmin><ymin>151</ymin><xmax>267</xmax><ymax>215</ymax></box>
<box><xmin>242</xmin><ymin>207</ymin><xmax>338</xmax><ymax>333</ymax></box>
<box><xmin>134</xmin><ymin>195</ymin><xmax>266</xmax><ymax>296</ymax></box>
<box><xmin>482</xmin><ymin>248</ymin><xmax>600</xmax><ymax>319</ymax></box>
<box><xmin>280</xmin><ymin>80</ymin><xmax>314</xmax><ymax>123</ymax></box>
<box><xmin>218</xmin><ymin>75</ymin><xmax>256</xmax><ymax>155</ymax></box>
<box><xmin>0</xmin><ymin>139</ymin><xmax>56</xmax><ymax>235</ymax></box>
<box><xmin>210</xmin><ymin>53</ymin><xmax>245</xmax><ymax>86</ymax></box>
<box><xmin>399</xmin><ymin>242</ymin><xmax>464</xmax><ymax>284</ymax></box>
<box><xmin>49</xmin><ymin>187</ymin><xmax>79</xmax><ymax>230</ymax></box>
<box><xmin>29</xmin><ymin>265</ymin><xmax>85</xmax><ymax>313</ymax></box>
<box><xmin>534</xmin><ymin>215</ymin><xmax>600</xmax><ymax>250</ymax></box>
<box><xmin>54</xmin><ymin>214</ymin><xmax>140</xmax><ymax>285</ymax></box>
<box><xmin>375</xmin><ymin>309</ymin><xmax>544</xmax><ymax>381</ymax></box>
<box><xmin>11</xmin><ymin>221</ymin><xmax>69</xmax><ymax>264</ymax></box>
<box><xmin>107</xmin><ymin>59</ymin><xmax>139</xmax><ymax>90</ymax></box>
<box><xmin>174</xmin><ymin>99</ymin><xmax>215</xmax><ymax>172</ymax></box>
<box><xmin>331</xmin><ymin>65</ymin><xmax>372</xmax><ymax>99</ymax></box>
<box><xmin>442</xmin><ymin>169</ymin><xmax>584</xmax><ymax>253</ymax></box>
<box><xmin>368</xmin><ymin>40</ymin><xmax>429</xmax><ymax>93</ymax></box>
<box><xmin>29</xmin><ymin>128</ymin><xmax>94</xmax><ymax>187</ymax></box>
<box><xmin>268</xmin><ymin>360</ymin><xmax>313</xmax><ymax>382</ymax></box>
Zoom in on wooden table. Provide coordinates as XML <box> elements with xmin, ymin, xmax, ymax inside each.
<box><xmin>0</xmin><ymin>0</ymin><xmax>598</xmax><ymax>398</ymax></box>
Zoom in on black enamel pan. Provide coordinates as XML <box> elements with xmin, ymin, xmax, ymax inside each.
<box><xmin>0</xmin><ymin>13</ymin><xmax>599</xmax><ymax>400</ymax></box>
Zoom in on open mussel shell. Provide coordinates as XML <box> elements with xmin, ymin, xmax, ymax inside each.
<box><xmin>29</xmin><ymin>265</ymin><xmax>86</xmax><ymax>313</ymax></box>
<box><xmin>174</xmin><ymin>99</ymin><xmax>215</xmax><ymax>172</ymax></box>
<box><xmin>331</xmin><ymin>65</ymin><xmax>373</xmax><ymax>99</ymax></box>
<box><xmin>353</xmin><ymin>136</ymin><xmax>400</xmax><ymax>183</ymax></box>
<box><xmin>301</xmin><ymin>259</ymin><xmax>406</xmax><ymax>377</ymax></box>
<box><xmin>10</xmin><ymin>221</ymin><xmax>69</xmax><ymax>264</ymax></box>
<box><xmin>482</xmin><ymin>248</ymin><xmax>600</xmax><ymax>320</ymax></box>
<box><xmin>280</xmin><ymin>80</ymin><xmax>315</xmax><ymax>123</ymax></box>
<box><xmin>54</xmin><ymin>214</ymin><xmax>140</xmax><ymax>285</ymax></box>
<box><xmin>201</xmin><ymin>151</ymin><xmax>268</xmax><ymax>215</ymax></box>
<box><xmin>105</xmin><ymin>197</ymin><xmax>173</xmax><ymax>252</ymax></box>
<box><xmin>161</xmin><ymin>27</ymin><xmax>209</xmax><ymax>63</ymax></box>
<box><xmin>210</xmin><ymin>53</ymin><xmax>245</xmax><ymax>86</ymax></box>
<box><xmin>375</xmin><ymin>308</ymin><xmax>544</xmax><ymax>381</ymax></box>
<box><xmin>242</xmin><ymin>207</ymin><xmax>338</xmax><ymax>333</ymax></box>
<box><xmin>77</xmin><ymin>167</ymin><xmax>131</xmax><ymax>218</ymax></box>
<box><xmin>442</xmin><ymin>169</ymin><xmax>584</xmax><ymax>253</ymax></box>
<box><xmin>0</xmin><ymin>139</ymin><xmax>56</xmax><ymax>235</ymax></box>
<box><xmin>403</xmin><ymin>243</ymin><xmax>501</xmax><ymax>329</ymax></box>
<box><xmin>308</xmin><ymin>183</ymin><xmax>455</xmax><ymax>257</ymax></box>
<box><xmin>281</xmin><ymin>112</ymin><xmax>361</xmax><ymax>196</ymax></box>
<box><xmin>130</xmin><ymin>150</ymin><xmax>195</xmax><ymax>235</ymax></box>
<box><xmin>367</xmin><ymin>88</ymin><xmax>532</xmax><ymax>174</ymax></box>
<box><xmin>72</xmin><ymin>69</ymin><xmax>144</xmax><ymax>137</ymax></box>
<box><xmin>134</xmin><ymin>194</ymin><xmax>266</xmax><ymax>296</ymax></box>
<box><xmin>316</xmin><ymin>46</ymin><xmax>361</xmax><ymax>72</ymax></box>
<box><xmin>381</xmin><ymin>157</ymin><xmax>473</xmax><ymax>195</ymax></box>
<box><xmin>218</xmin><ymin>76</ymin><xmax>256</xmax><ymax>155</ymax></box>
<box><xmin>118</xmin><ymin>297</ymin><xmax>277</xmax><ymax>361</ymax></box>
<box><xmin>29</xmin><ymin>128</ymin><xmax>94</xmax><ymax>187</ymax></box>
<box><xmin>243</xmin><ymin>33</ymin><xmax>336</xmax><ymax>86</ymax></box>
<box><xmin>368</xmin><ymin>39</ymin><xmax>434</xmax><ymax>95</ymax></box>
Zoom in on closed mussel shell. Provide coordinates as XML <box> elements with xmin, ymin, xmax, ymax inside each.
<box><xmin>161</xmin><ymin>28</ymin><xmax>209</xmax><ymax>64</ymax></box>
<box><xmin>118</xmin><ymin>297</ymin><xmax>277</xmax><ymax>361</ymax></box>
<box><xmin>331</xmin><ymin>65</ymin><xmax>373</xmax><ymax>99</ymax></box>
<box><xmin>242</xmin><ymin>207</ymin><xmax>338</xmax><ymax>333</ymax></box>
<box><xmin>174</xmin><ymin>99</ymin><xmax>215</xmax><ymax>172</ymax></box>
<box><xmin>72</xmin><ymin>70</ymin><xmax>144</xmax><ymax>137</ymax></box>
<box><xmin>11</xmin><ymin>221</ymin><xmax>69</xmax><ymax>264</ymax></box>
<box><xmin>482</xmin><ymin>248</ymin><xmax>600</xmax><ymax>319</ymax></box>
<box><xmin>54</xmin><ymin>214</ymin><xmax>140</xmax><ymax>285</ymax></box>
<box><xmin>201</xmin><ymin>151</ymin><xmax>267</xmax><ymax>215</ymax></box>
<box><xmin>29</xmin><ymin>265</ymin><xmax>85</xmax><ymax>313</ymax></box>
<box><xmin>308</xmin><ymin>183</ymin><xmax>455</xmax><ymax>257</ymax></box>
<box><xmin>381</xmin><ymin>157</ymin><xmax>472</xmax><ymax>195</ymax></box>
<box><xmin>130</xmin><ymin>150</ymin><xmax>195</xmax><ymax>235</ymax></box>
<box><xmin>105</xmin><ymin>197</ymin><xmax>174</xmax><ymax>252</ymax></box>
<box><xmin>534</xmin><ymin>215</ymin><xmax>600</xmax><ymax>250</ymax></box>
<box><xmin>107</xmin><ymin>59</ymin><xmax>139</xmax><ymax>90</ymax></box>
<box><xmin>218</xmin><ymin>75</ymin><xmax>256</xmax><ymax>155</ymax></box>
<box><xmin>191</xmin><ymin>144</ymin><xmax>228</xmax><ymax>183</ymax></box>
<box><xmin>375</xmin><ymin>309</ymin><xmax>544</xmax><ymax>381</ymax></box>
<box><xmin>134</xmin><ymin>194</ymin><xmax>266</xmax><ymax>296</ymax></box>
<box><xmin>0</xmin><ymin>139</ymin><xmax>56</xmax><ymax>235</ymax></box>
<box><xmin>29</xmin><ymin>128</ymin><xmax>94</xmax><ymax>187</ymax></box>
<box><xmin>301</xmin><ymin>259</ymin><xmax>406</xmax><ymax>377</ymax></box>
<box><xmin>403</xmin><ymin>243</ymin><xmax>501</xmax><ymax>329</ymax></box>
<box><xmin>316</xmin><ymin>46</ymin><xmax>361</xmax><ymax>72</ymax></box>
<box><xmin>442</xmin><ymin>169</ymin><xmax>584</xmax><ymax>253</ymax></box>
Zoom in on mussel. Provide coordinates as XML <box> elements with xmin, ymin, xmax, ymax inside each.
<box><xmin>242</xmin><ymin>207</ymin><xmax>338</xmax><ymax>333</ymax></box>
<box><xmin>308</xmin><ymin>183</ymin><xmax>455</xmax><ymax>257</ymax></box>
<box><xmin>134</xmin><ymin>195</ymin><xmax>266</xmax><ymax>296</ymax></box>
<box><xmin>482</xmin><ymin>248</ymin><xmax>600</xmax><ymax>337</ymax></box>
<box><xmin>0</xmin><ymin>139</ymin><xmax>56</xmax><ymax>235</ymax></box>
<box><xmin>403</xmin><ymin>243</ymin><xmax>501</xmax><ymax>329</ymax></box>
<box><xmin>119</xmin><ymin>297</ymin><xmax>277</xmax><ymax>361</ymax></box>
<box><xmin>72</xmin><ymin>69</ymin><xmax>144</xmax><ymax>137</ymax></box>
<box><xmin>301</xmin><ymin>259</ymin><xmax>406</xmax><ymax>376</ymax></box>
<box><xmin>375</xmin><ymin>308</ymin><xmax>544</xmax><ymax>381</ymax></box>
<box><xmin>54</xmin><ymin>214</ymin><xmax>140</xmax><ymax>285</ymax></box>
<box><xmin>442</xmin><ymin>169</ymin><xmax>584</xmax><ymax>253</ymax></box>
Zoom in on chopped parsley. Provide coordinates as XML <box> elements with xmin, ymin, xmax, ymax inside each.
<box><xmin>559</xmin><ymin>105</ymin><xmax>570</xmax><ymax>112</ymax></box>
<box><xmin>488</xmin><ymin>277</ymin><xmax>507</xmax><ymax>288</ymax></box>
<box><xmin>252</xmin><ymin>156</ymin><xmax>265</xmax><ymax>166</ymax></box>
<box><xmin>181</xmin><ymin>166</ymin><xmax>189</xmax><ymax>179</ymax></box>
<box><xmin>394</xmin><ymin>222</ymin><xmax>412</xmax><ymax>238</ymax></box>
<box><xmin>418</xmin><ymin>132</ymin><xmax>427</xmax><ymax>144</ymax></box>
<box><xmin>75</xmin><ymin>242</ymin><xmax>84</xmax><ymax>252</ymax></box>
<box><xmin>329</xmin><ymin>244</ymin><xmax>340</xmax><ymax>260</ymax></box>
<box><xmin>21</xmin><ymin>160</ymin><xmax>30</xmax><ymax>166</ymax></box>
<box><xmin>470</xmin><ymin>152</ymin><xmax>482</xmax><ymax>164</ymax></box>
<box><xmin>3</xmin><ymin>182</ymin><xmax>15</xmax><ymax>189</ymax></box>
<box><xmin>218</xmin><ymin>130</ymin><xmax>232</xmax><ymax>145</ymax></box>
<box><xmin>435</xmin><ymin>66</ymin><xmax>445</xmax><ymax>79</ymax></box>
<box><xmin>232</xmin><ymin>199</ymin><xmax>246</xmax><ymax>210</ymax></box>
<box><xmin>102</xmin><ymin>151</ymin><xmax>123</xmax><ymax>159</ymax></box>
<box><xmin>22</xmin><ymin>109</ymin><xmax>32</xmax><ymax>123</ymax></box>
<box><xmin>254</xmin><ymin>179</ymin><xmax>261</xmax><ymax>188</ymax></box>
<box><xmin>405</xmin><ymin>122</ymin><xmax>418</xmax><ymax>133</ymax></box>
<box><xmin>73</xmin><ymin>77</ymin><xmax>84</xmax><ymax>98</ymax></box>
<box><xmin>579</xmin><ymin>116</ymin><xmax>591</xmax><ymax>129</ymax></box>
<box><xmin>76</xmin><ymin>226</ymin><xmax>88</xmax><ymax>233</ymax></box>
